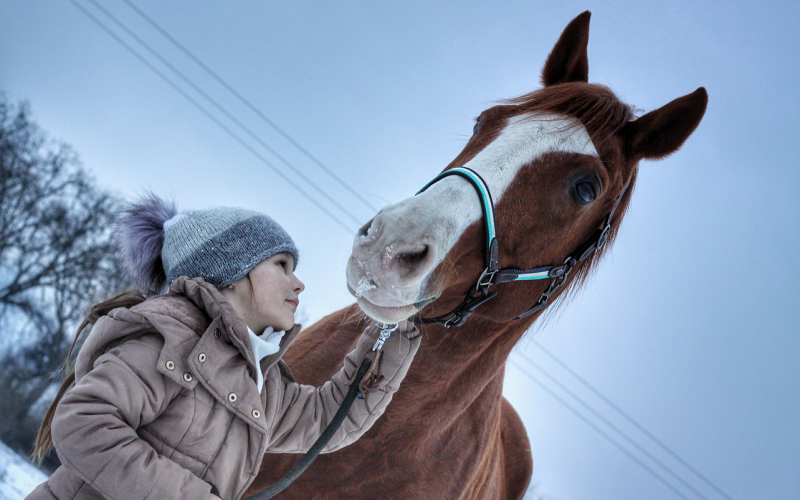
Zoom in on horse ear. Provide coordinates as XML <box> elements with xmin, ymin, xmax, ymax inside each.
<box><xmin>625</xmin><ymin>87</ymin><xmax>708</xmax><ymax>161</ymax></box>
<box><xmin>541</xmin><ymin>11</ymin><xmax>591</xmax><ymax>86</ymax></box>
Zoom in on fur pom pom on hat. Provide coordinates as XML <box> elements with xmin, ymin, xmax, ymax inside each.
<box><xmin>115</xmin><ymin>193</ymin><xmax>177</xmax><ymax>292</ymax></box>
<box><xmin>115</xmin><ymin>193</ymin><xmax>298</xmax><ymax>292</ymax></box>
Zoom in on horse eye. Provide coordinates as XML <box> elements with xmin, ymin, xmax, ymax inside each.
<box><xmin>472</xmin><ymin>117</ymin><xmax>481</xmax><ymax>136</ymax></box>
<box><xmin>575</xmin><ymin>182</ymin><xmax>596</xmax><ymax>204</ymax></box>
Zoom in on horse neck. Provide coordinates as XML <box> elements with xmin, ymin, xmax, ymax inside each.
<box><xmin>292</xmin><ymin>305</ymin><xmax>535</xmax><ymax>428</ymax></box>
<box><xmin>399</xmin><ymin>315</ymin><xmax>533</xmax><ymax>413</ymax></box>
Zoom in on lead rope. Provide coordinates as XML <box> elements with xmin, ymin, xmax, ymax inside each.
<box><xmin>242</xmin><ymin>323</ymin><xmax>396</xmax><ymax>500</ymax></box>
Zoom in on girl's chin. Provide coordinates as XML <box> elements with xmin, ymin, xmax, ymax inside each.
<box><xmin>264</xmin><ymin>317</ymin><xmax>294</xmax><ymax>332</ymax></box>
<box><xmin>282</xmin><ymin>315</ymin><xmax>298</xmax><ymax>330</ymax></box>
<box><xmin>274</xmin><ymin>321</ymin><xmax>292</xmax><ymax>332</ymax></box>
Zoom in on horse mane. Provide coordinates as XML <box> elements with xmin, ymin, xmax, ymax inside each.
<box><xmin>504</xmin><ymin>83</ymin><xmax>638</xmax><ymax>324</ymax></box>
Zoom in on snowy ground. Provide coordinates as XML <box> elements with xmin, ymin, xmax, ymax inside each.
<box><xmin>0</xmin><ymin>441</ymin><xmax>47</xmax><ymax>500</ymax></box>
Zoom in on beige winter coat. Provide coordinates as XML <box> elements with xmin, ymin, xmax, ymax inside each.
<box><xmin>27</xmin><ymin>277</ymin><xmax>420</xmax><ymax>500</ymax></box>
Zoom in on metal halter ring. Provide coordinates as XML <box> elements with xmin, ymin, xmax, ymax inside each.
<box><xmin>476</xmin><ymin>267</ymin><xmax>497</xmax><ymax>290</ymax></box>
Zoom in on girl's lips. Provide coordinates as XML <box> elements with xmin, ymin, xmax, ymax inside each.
<box><xmin>286</xmin><ymin>299</ymin><xmax>299</xmax><ymax>309</ymax></box>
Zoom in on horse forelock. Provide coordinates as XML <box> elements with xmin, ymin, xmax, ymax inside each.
<box><xmin>503</xmin><ymin>82</ymin><xmax>635</xmax><ymax>148</ymax></box>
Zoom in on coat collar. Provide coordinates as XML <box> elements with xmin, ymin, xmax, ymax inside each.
<box><xmin>78</xmin><ymin>276</ymin><xmax>302</xmax><ymax>404</ymax></box>
<box><xmin>169</xmin><ymin>277</ymin><xmax>253</xmax><ymax>361</ymax></box>
<box><xmin>169</xmin><ymin>276</ymin><xmax>302</xmax><ymax>377</ymax></box>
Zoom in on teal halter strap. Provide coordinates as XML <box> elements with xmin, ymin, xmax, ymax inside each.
<box><xmin>417</xmin><ymin>167</ymin><xmax>500</xmax><ymax>271</ymax></box>
<box><xmin>416</xmin><ymin>166</ymin><xmax>553</xmax><ymax>286</ymax></box>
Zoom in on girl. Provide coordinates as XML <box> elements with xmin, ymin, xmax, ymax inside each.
<box><xmin>27</xmin><ymin>195</ymin><xmax>420</xmax><ymax>500</ymax></box>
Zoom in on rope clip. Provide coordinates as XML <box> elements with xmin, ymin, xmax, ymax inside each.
<box><xmin>373</xmin><ymin>323</ymin><xmax>398</xmax><ymax>351</ymax></box>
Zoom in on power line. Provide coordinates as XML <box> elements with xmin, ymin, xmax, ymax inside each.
<box><xmin>65</xmin><ymin>0</ymin><xmax>354</xmax><ymax>234</ymax></box>
<box><xmin>118</xmin><ymin>0</ymin><xmax>381</xmax><ymax>215</ymax></box>
<box><xmin>82</xmin><ymin>0</ymin><xmax>364</xmax><ymax>228</ymax></box>
<box><xmin>507</xmin><ymin>358</ymin><xmax>694</xmax><ymax>500</ymax></box>
<box><xmin>531</xmin><ymin>341</ymin><xmax>734</xmax><ymax>500</ymax></box>
<box><xmin>516</xmin><ymin>352</ymin><xmax>712</xmax><ymax>500</ymax></box>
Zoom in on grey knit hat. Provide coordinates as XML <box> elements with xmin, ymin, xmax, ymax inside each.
<box><xmin>115</xmin><ymin>193</ymin><xmax>298</xmax><ymax>292</ymax></box>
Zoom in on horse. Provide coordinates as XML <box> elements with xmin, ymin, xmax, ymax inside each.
<box><xmin>246</xmin><ymin>11</ymin><xmax>707</xmax><ymax>500</ymax></box>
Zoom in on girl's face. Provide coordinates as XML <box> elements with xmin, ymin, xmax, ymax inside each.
<box><xmin>221</xmin><ymin>252</ymin><xmax>305</xmax><ymax>333</ymax></box>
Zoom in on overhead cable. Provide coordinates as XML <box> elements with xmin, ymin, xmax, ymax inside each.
<box><xmin>508</xmin><ymin>358</ymin><xmax>694</xmax><ymax>500</ymax></box>
<box><xmin>83</xmin><ymin>0</ymin><xmax>364</xmax><ymax>227</ymax></box>
<box><xmin>531</xmin><ymin>341</ymin><xmax>734</xmax><ymax>500</ymax></box>
<box><xmin>118</xmin><ymin>0</ymin><xmax>380</xmax><ymax>214</ymax></box>
<box><xmin>65</xmin><ymin>0</ymin><xmax>354</xmax><ymax>234</ymax></box>
<box><xmin>516</xmin><ymin>352</ymin><xmax>712</xmax><ymax>500</ymax></box>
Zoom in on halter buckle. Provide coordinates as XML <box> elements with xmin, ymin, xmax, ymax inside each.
<box><xmin>476</xmin><ymin>267</ymin><xmax>497</xmax><ymax>291</ymax></box>
<box><xmin>443</xmin><ymin>287</ymin><xmax>498</xmax><ymax>328</ymax></box>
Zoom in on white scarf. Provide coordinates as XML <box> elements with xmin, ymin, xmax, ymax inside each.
<box><xmin>246</xmin><ymin>326</ymin><xmax>285</xmax><ymax>392</ymax></box>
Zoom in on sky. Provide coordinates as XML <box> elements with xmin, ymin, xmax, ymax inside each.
<box><xmin>1</xmin><ymin>1</ymin><xmax>798</xmax><ymax>499</ymax></box>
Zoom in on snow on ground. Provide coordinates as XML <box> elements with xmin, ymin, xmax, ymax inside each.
<box><xmin>0</xmin><ymin>441</ymin><xmax>46</xmax><ymax>500</ymax></box>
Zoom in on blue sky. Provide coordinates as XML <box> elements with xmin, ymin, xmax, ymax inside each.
<box><xmin>1</xmin><ymin>1</ymin><xmax>798</xmax><ymax>499</ymax></box>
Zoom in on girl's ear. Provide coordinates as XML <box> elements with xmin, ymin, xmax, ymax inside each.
<box><xmin>624</xmin><ymin>87</ymin><xmax>708</xmax><ymax>162</ymax></box>
<box><xmin>541</xmin><ymin>11</ymin><xmax>591</xmax><ymax>86</ymax></box>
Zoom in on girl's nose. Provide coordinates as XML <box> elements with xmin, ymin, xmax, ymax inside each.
<box><xmin>294</xmin><ymin>277</ymin><xmax>305</xmax><ymax>293</ymax></box>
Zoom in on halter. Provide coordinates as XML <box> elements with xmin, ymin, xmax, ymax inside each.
<box><xmin>413</xmin><ymin>166</ymin><xmax>629</xmax><ymax>327</ymax></box>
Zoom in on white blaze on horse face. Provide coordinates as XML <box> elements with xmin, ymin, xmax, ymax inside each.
<box><xmin>418</xmin><ymin>113</ymin><xmax>599</xmax><ymax>252</ymax></box>
<box><xmin>348</xmin><ymin>112</ymin><xmax>598</xmax><ymax>321</ymax></box>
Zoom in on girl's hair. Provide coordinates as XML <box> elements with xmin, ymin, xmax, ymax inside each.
<box><xmin>31</xmin><ymin>290</ymin><xmax>147</xmax><ymax>465</ymax></box>
<box><xmin>33</xmin><ymin>193</ymin><xmax>169</xmax><ymax>463</ymax></box>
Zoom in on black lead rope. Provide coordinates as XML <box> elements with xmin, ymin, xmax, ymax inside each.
<box><xmin>243</xmin><ymin>322</ymin><xmax>400</xmax><ymax>500</ymax></box>
<box><xmin>242</xmin><ymin>356</ymin><xmax>373</xmax><ymax>500</ymax></box>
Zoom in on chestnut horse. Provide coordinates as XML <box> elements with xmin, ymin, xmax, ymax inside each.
<box><xmin>247</xmin><ymin>11</ymin><xmax>707</xmax><ymax>500</ymax></box>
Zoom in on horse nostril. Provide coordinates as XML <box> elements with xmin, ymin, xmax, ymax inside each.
<box><xmin>396</xmin><ymin>245</ymin><xmax>430</xmax><ymax>268</ymax></box>
<box><xmin>357</xmin><ymin>218</ymin><xmax>374</xmax><ymax>238</ymax></box>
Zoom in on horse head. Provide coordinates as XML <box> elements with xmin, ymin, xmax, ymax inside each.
<box><xmin>346</xmin><ymin>11</ymin><xmax>707</xmax><ymax>327</ymax></box>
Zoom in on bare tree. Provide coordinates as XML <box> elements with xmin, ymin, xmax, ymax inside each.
<box><xmin>0</xmin><ymin>94</ymin><xmax>128</xmax><ymax>469</ymax></box>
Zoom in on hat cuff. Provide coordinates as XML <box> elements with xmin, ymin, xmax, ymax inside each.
<box><xmin>165</xmin><ymin>215</ymin><xmax>298</xmax><ymax>288</ymax></box>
